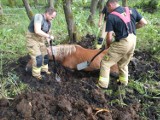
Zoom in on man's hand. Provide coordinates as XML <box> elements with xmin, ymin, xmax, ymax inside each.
<box><xmin>47</xmin><ymin>47</ymin><xmax>52</xmax><ymax>56</ymax></box>
<box><xmin>98</xmin><ymin>21</ymin><xmax>102</xmax><ymax>27</ymax></box>
<box><xmin>49</xmin><ymin>35</ymin><xmax>54</xmax><ymax>40</ymax></box>
<box><xmin>106</xmin><ymin>31</ymin><xmax>114</xmax><ymax>48</ymax></box>
<box><xmin>46</xmin><ymin>35</ymin><xmax>54</xmax><ymax>46</ymax></box>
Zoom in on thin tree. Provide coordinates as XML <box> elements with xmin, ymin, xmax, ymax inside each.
<box><xmin>48</xmin><ymin>0</ymin><xmax>54</xmax><ymax>8</ymax></box>
<box><xmin>8</xmin><ymin>0</ymin><xmax>16</xmax><ymax>7</ymax></box>
<box><xmin>63</xmin><ymin>0</ymin><xmax>78</xmax><ymax>43</ymax></box>
<box><xmin>0</xmin><ymin>2</ymin><xmax>3</xmax><ymax>15</ymax></box>
<box><xmin>33</xmin><ymin>0</ymin><xmax>38</xmax><ymax>5</ymax></box>
<box><xmin>97</xmin><ymin>0</ymin><xmax>105</xmax><ymax>14</ymax></box>
<box><xmin>22</xmin><ymin>0</ymin><xmax>34</xmax><ymax>20</ymax></box>
<box><xmin>122</xmin><ymin>0</ymin><xmax>127</xmax><ymax>7</ymax></box>
<box><xmin>87</xmin><ymin>0</ymin><xmax>99</xmax><ymax>26</ymax></box>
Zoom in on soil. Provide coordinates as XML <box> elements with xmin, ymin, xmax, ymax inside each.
<box><xmin>0</xmin><ymin>34</ymin><xmax>160</xmax><ymax>120</ymax></box>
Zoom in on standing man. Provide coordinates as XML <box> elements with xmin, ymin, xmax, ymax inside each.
<box><xmin>98</xmin><ymin>0</ymin><xmax>147</xmax><ymax>88</ymax></box>
<box><xmin>26</xmin><ymin>7</ymin><xmax>56</xmax><ymax>80</ymax></box>
<box><xmin>96</xmin><ymin>5</ymin><xmax>109</xmax><ymax>49</ymax></box>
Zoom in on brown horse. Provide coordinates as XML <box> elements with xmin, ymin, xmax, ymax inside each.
<box><xmin>26</xmin><ymin>44</ymin><xmax>119</xmax><ymax>74</ymax></box>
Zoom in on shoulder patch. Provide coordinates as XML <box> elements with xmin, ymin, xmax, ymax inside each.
<box><xmin>34</xmin><ymin>14</ymin><xmax>43</xmax><ymax>24</ymax></box>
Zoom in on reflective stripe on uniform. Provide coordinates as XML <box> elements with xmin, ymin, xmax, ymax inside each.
<box><xmin>98</xmin><ymin>76</ymin><xmax>109</xmax><ymax>88</ymax></box>
<box><xmin>117</xmin><ymin>75</ymin><xmax>128</xmax><ymax>85</ymax></box>
<box><xmin>41</xmin><ymin>64</ymin><xmax>48</xmax><ymax>72</ymax></box>
<box><xmin>96</xmin><ymin>44</ymin><xmax>102</xmax><ymax>49</ymax></box>
<box><xmin>32</xmin><ymin>66</ymin><xmax>41</xmax><ymax>77</ymax></box>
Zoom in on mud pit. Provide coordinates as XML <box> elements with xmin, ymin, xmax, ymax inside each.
<box><xmin>0</xmin><ymin>34</ymin><xmax>160</xmax><ymax>120</ymax></box>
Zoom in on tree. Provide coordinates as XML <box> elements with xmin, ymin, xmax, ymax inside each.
<box><xmin>122</xmin><ymin>0</ymin><xmax>127</xmax><ymax>7</ymax></box>
<box><xmin>63</xmin><ymin>0</ymin><xmax>78</xmax><ymax>43</ymax></box>
<box><xmin>97</xmin><ymin>0</ymin><xmax>105</xmax><ymax>14</ymax></box>
<box><xmin>8</xmin><ymin>0</ymin><xmax>16</xmax><ymax>7</ymax></box>
<box><xmin>22</xmin><ymin>0</ymin><xmax>34</xmax><ymax>20</ymax></box>
<box><xmin>87</xmin><ymin>0</ymin><xmax>99</xmax><ymax>26</ymax></box>
<box><xmin>0</xmin><ymin>2</ymin><xmax>3</xmax><ymax>15</ymax></box>
<box><xmin>48</xmin><ymin>0</ymin><xmax>54</xmax><ymax>8</ymax></box>
<box><xmin>33</xmin><ymin>0</ymin><xmax>38</xmax><ymax>5</ymax></box>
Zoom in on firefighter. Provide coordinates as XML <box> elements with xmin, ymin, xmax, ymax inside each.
<box><xmin>26</xmin><ymin>7</ymin><xmax>56</xmax><ymax>80</ymax></box>
<box><xmin>98</xmin><ymin>0</ymin><xmax>147</xmax><ymax>88</ymax></box>
<box><xmin>96</xmin><ymin>5</ymin><xmax>109</xmax><ymax>49</ymax></box>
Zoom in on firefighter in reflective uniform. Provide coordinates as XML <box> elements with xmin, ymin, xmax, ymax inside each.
<box><xmin>26</xmin><ymin>7</ymin><xmax>56</xmax><ymax>80</ymax></box>
<box><xmin>98</xmin><ymin>0</ymin><xmax>147</xmax><ymax>88</ymax></box>
<box><xmin>96</xmin><ymin>6</ymin><xmax>109</xmax><ymax>49</ymax></box>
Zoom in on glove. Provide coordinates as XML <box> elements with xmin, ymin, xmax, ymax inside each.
<box><xmin>96</xmin><ymin>37</ymin><xmax>103</xmax><ymax>49</ymax></box>
<box><xmin>96</xmin><ymin>44</ymin><xmax>102</xmax><ymax>49</ymax></box>
<box><xmin>97</xmin><ymin>37</ymin><xmax>103</xmax><ymax>44</ymax></box>
<box><xmin>49</xmin><ymin>35</ymin><xmax>54</xmax><ymax>40</ymax></box>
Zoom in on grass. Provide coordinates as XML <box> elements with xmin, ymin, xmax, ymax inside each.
<box><xmin>0</xmin><ymin>73</ymin><xmax>28</xmax><ymax>99</ymax></box>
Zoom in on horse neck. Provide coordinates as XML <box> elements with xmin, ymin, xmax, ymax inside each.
<box><xmin>52</xmin><ymin>45</ymin><xmax>76</xmax><ymax>62</ymax></box>
<box><xmin>75</xmin><ymin>46</ymin><xmax>102</xmax><ymax>62</ymax></box>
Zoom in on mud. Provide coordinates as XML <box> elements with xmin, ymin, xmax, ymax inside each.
<box><xmin>0</xmin><ymin>34</ymin><xmax>160</xmax><ymax>120</ymax></box>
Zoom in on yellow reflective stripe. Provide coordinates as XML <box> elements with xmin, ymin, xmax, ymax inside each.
<box><xmin>99</xmin><ymin>76</ymin><xmax>109</xmax><ymax>82</ymax></box>
<box><xmin>103</xmin><ymin>55</ymin><xmax>109</xmax><ymax>61</ymax></box>
<box><xmin>118</xmin><ymin>75</ymin><xmax>128</xmax><ymax>85</ymax></box>
<box><xmin>98</xmin><ymin>76</ymin><xmax>109</xmax><ymax>88</ymax></box>
<box><xmin>41</xmin><ymin>64</ymin><xmax>48</xmax><ymax>69</ymax></box>
<box><xmin>119</xmin><ymin>75</ymin><xmax>127</xmax><ymax>81</ymax></box>
<box><xmin>96</xmin><ymin>44</ymin><xmax>102</xmax><ymax>49</ymax></box>
<box><xmin>32</xmin><ymin>66</ymin><xmax>41</xmax><ymax>72</ymax></box>
<box><xmin>41</xmin><ymin>64</ymin><xmax>48</xmax><ymax>72</ymax></box>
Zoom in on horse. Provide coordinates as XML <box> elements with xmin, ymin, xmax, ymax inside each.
<box><xmin>26</xmin><ymin>44</ymin><xmax>119</xmax><ymax>74</ymax></box>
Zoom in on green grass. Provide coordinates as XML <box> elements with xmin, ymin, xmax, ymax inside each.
<box><xmin>0</xmin><ymin>73</ymin><xmax>28</xmax><ymax>99</ymax></box>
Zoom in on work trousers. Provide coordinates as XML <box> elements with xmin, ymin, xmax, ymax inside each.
<box><xmin>101</xmin><ymin>21</ymin><xmax>107</xmax><ymax>40</ymax></box>
<box><xmin>26</xmin><ymin>32</ymin><xmax>49</xmax><ymax>77</ymax></box>
<box><xmin>96</xmin><ymin>21</ymin><xmax>107</xmax><ymax>49</ymax></box>
<box><xmin>98</xmin><ymin>33</ymin><xmax>136</xmax><ymax>88</ymax></box>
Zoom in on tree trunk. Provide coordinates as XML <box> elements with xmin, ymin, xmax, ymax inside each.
<box><xmin>0</xmin><ymin>3</ymin><xmax>3</xmax><ymax>15</ymax></box>
<box><xmin>8</xmin><ymin>0</ymin><xmax>16</xmax><ymax>7</ymax></box>
<box><xmin>87</xmin><ymin>0</ymin><xmax>99</xmax><ymax>26</ymax></box>
<box><xmin>122</xmin><ymin>0</ymin><xmax>127</xmax><ymax>7</ymax></box>
<box><xmin>63</xmin><ymin>0</ymin><xmax>78</xmax><ymax>43</ymax></box>
<box><xmin>48</xmin><ymin>0</ymin><xmax>54</xmax><ymax>8</ymax></box>
<box><xmin>97</xmin><ymin>0</ymin><xmax>104</xmax><ymax>14</ymax></box>
<box><xmin>22</xmin><ymin>0</ymin><xmax>34</xmax><ymax>20</ymax></box>
<box><xmin>33</xmin><ymin>0</ymin><xmax>38</xmax><ymax>5</ymax></box>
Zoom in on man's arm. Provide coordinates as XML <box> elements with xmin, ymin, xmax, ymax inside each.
<box><xmin>136</xmin><ymin>18</ymin><xmax>147</xmax><ymax>29</ymax></box>
<box><xmin>106</xmin><ymin>31</ymin><xmax>113</xmax><ymax>48</ymax></box>
<box><xmin>98</xmin><ymin>13</ymin><xmax>104</xmax><ymax>27</ymax></box>
<box><xmin>34</xmin><ymin>14</ymin><xmax>50</xmax><ymax>38</ymax></box>
<box><xmin>34</xmin><ymin>23</ymin><xmax>50</xmax><ymax>38</ymax></box>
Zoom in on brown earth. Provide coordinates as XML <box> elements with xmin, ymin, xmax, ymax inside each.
<box><xmin>0</xmin><ymin>34</ymin><xmax>160</xmax><ymax>120</ymax></box>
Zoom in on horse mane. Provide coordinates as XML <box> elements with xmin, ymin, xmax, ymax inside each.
<box><xmin>52</xmin><ymin>44</ymin><xmax>79</xmax><ymax>59</ymax></box>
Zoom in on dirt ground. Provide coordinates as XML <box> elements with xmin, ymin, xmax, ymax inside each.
<box><xmin>0</xmin><ymin>34</ymin><xmax>160</xmax><ymax>120</ymax></box>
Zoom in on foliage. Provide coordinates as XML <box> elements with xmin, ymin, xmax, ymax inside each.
<box><xmin>135</xmin><ymin>10</ymin><xmax>160</xmax><ymax>60</ymax></box>
<box><xmin>133</xmin><ymin>0</ymin><xmax>159</xmax><ymax>13</ymax></box>
<box><xmin>0</xmin><ymin>73</ymin><xmax>28</xmax><ymax>99</ymax></box>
